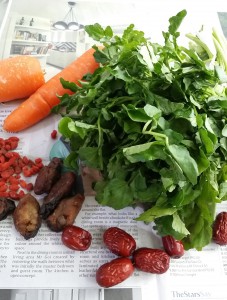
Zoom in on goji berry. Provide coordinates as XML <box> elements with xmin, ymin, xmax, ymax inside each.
<box><xmin>0</xmin><ymin>184</ymin><xmax>7</xmax><ymax>192</ymax></box>
<box><xmin>51</xmin><ymin>129</ymin><xmax>57</xmax><ymax>139</ymax></box>
<box><xmin>0</xmin><ymin>155</ymin><xmax>5</xmax><ymax>163</ymax></box>
<box><xmin>9</xmin><ymin>141</ymin><xmax>19</xmax><ymax>150</ymax></box>
<box><xmin>9</xmin><ymin>184</ymin><xmax>19</xmax><ymax>191</ymax></box>
<box><xmin>31</xmin><ymin>165</ymin><xmax>39</xmax><ymax>174</ymax></box>
<box><xmin>8</xmin><ymin>176</ymin><xmax>19</xmax><ymax>185</ymax></box>
<box><xmin>26</xmin><ymin>183</ymin><xmax>33</xmax><ymax>191</ymax></box>
<box><xmin>0</xmin><ymin>149</ymin><xmax>6</xmax><ymax>155</ymax></box>
<box><xmin>35</xmin><ymin>158</ymin><xmax>42</xmax><ymax>164</ymax></box>
<box><xmin>8</xmin><ymin>136</ymin><xmax>19</xmax><ymax>142</ymax></box>
<box><xmin>0</xmin><ymin>162</ymin><xmax>10</xmax><ymax>171</ymax></box>
<box><xmin>22</xmin><ymin>156</ymin><xmax>29</xmax><ymax>164</ymax></box>
<box><xmin>1</xmin><ymin>168</ymin><xmax>14</xmax><ymax>179</ymax></box>
<box><xmin>0</xmin><ymin>137</ymin><xmax>43</xmax><ymax>197</ymax></box>
<box><xmin>22</xmin><ymin>166</ymin><xmax>32</xmax><ymax>177</ymax></box>
<box><xmin>0</xmin><ymin>192</ymin><xmax>9</xmax><ymax>197</ymax></box>
<box><xmin>19</xmin><ymin>179</ymin><xmax>27</xmax><ymax>189</ymax></box>
<box><xmin>18</xmin><ymin>190</ymin><xmax>25</xmax><ymax>199</ymax></box>
<box><xmin>14</xmin><ymin>165</ymin><xmax>22</xmax><ymax>174</ymax></box>
<box><xmin>4</xmin><ymin>144</ymin><xmax>11</xmax><ymax>151</ymax></box>
<box><xmin>18</xmin><ymin>158</ymin><xmax>25</xmax><ymax>168</ymax></box>
<box><xmin>36</xmin><ymin>162</ymin><xmax>44</xmax><ymax>169</ymax></box>
<box><xmin>8</xmin><ymin>191</ymin><xmax>20</xmax><ymax>200</ymax></box>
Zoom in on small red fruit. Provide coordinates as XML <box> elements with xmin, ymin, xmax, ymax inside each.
<box><xmin>132</xmin><ymin>247</ymin><xmax>170</xmax><ymax>274</ymax></box>
<box><xmin>162</xmin><ymin>235</ymin><xmax>185</xmax><ymax>258</ymax></box>
<box><xmin>96</xmin><ymin>257</ymin><xmax>134</xmax><ymax>288</ymax></box>
<box><xmin>51</xmin><ymin>130</ymin><xmax>57</xmax><ymax>139</ymax></box>
<box><xmin>103</xmin><ymin>227</ymin><xmax>136</xmax><ymax>257</ymax></box>
<box><xmin>61</xmin><ymin>225</ymin><xmax>92</xmax><ymax>251</ymax></box>
<box><xmin>212</xmin><ymin>212</ymin><xmax>227</xmax><ymax>245</ymax></box>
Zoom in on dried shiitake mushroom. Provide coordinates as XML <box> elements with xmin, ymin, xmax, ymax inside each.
<box><xmin>13</xmin><ymin>193</ymin><xmax>41</xmax><ymax>240</ymax></box>
<box><xmin>34</xmin><ymin>157</ymin><xmax>62</xmax><ymax>195</ymax></box>
<box><xmin>40</xmin><ymin>171</ymin><xmax>77</xmax><ymax>219</ymax></box>
<box><xmin>0</xmin><ymin>197</ymin><xmax>16</xmax><ymax>221</ymax></box>
<box><xmin>46</xmin><ymin>194</ymin><xmax>85</xmax><ymax>232</ymax></box>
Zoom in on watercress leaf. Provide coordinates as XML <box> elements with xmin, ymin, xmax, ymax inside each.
<box><xmin>60</xmin><ymin>77</ymin><xmax>80</xmax><ymax>92</ymax></box>
<box><xmin>67</xmin><ymin>121</ymin><xmax>95</xmax><ymax>140</ymax></box>
<box><xmin>192</xmin><ymin>148</ymin><xmax>210</xmax><ymax>174</ymax></box>
<box><xmin>222</xmin><ymin>124</ymin><xmax>227</xmax><ymax>137</ymax></box>
<box><xmin>129</xmin><ymin>171</ymin><xmax>163</xmax><ymax>202</ymax></box>
<box><xmin>183</xmin><ymin>215</ymin><xmax>212</xmax><ymax>251</ymax></box>
<box><xmin>63</xmin><ymin>152</ymin><xmax>79</xmax><ymax>172</ymax></box>
<box><xmin>124</xmin><ymin>105</ymin><xmax>153</xmax><ymax>122</ymax></box>
<box><xmin>168</xmin><ymin>9</ymin><xmax>187</xmax><ymax>36</ymax></box>
<box><xmin>123</xmin><ymin>141</ymin><xmax>166</xmax><ymax>163</ymax></box>
<box><xmin>152</xmin><ymin>94</ymin><xmax>185</xmax><ymax>115</ymax></box>
<box><xmin>172</xmin><ymin>212</ymin><xmax>190</xmax><ymax>236</ymax></box>
<box><xmin>78</xmin><ymin>147</ymin><xmax>101</xmax><ymax>169</ymax></box>
<box><xmin>170</xmin><ymin>184</ymin><xmax>200</xmax><ymax>207</ymax></box>
<box><xmin>219</xmin><ymin>182</ymin><xmax>227</xmax><ymax>200</ymax></box>
<box><xmin>167</xmin><ymin>144</ymin><xmax>199</xmax><ymax>184</ymax></box>
<box><xmin>85</xmin><ymin>23</ymin><xmax>113</xmax><ymax>41</ymax></box>
<box><xmin>95</xmin><ymin>178</ymin><xmax>134</xmax><ymax>209</ymax></box>
<box><xmin>58</xmin><ymin>117</ymin><xmax>74</xmax><ymax>139</ymax></box>
<box><xmin>144</xmin><ymin>104</ymin><xmax>162</xmax><ymax>119</ymax></box>
<box><xmin>154</xmin><ymin>215</ymin><xmax>188</xmax><ymax>240</ymax></box>
<box><xmin>136</xmin><ymin>205</ymin><xmax>177</xmax><ymax>222</ymax></box>
<box><xmin>199</xmin><ymin>127</ymin><xmax>215</xmax><ymax>155</ymax></box>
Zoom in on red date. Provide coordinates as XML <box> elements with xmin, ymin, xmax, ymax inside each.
<box><xmin>212</xmin><ymin>212</ymin><xmax>227</xmax><ymax>245</ymax></box>
<box><xmin>96</xmin><ymin>257</ymin><xmax>134</xmax><ymax>288</ymax></box>
<box><xmin>162</xmin><ymin>235</ymin><xmax>184</xmax><ymax>258</ymax></box>
<box><xmin>132</xmin><ymin>247</ymin><xmax>170</xmax><ymax>274</ymax></box>
<box><xmin>61</xmin><ymin>225</ymin><xmax>92</xmax><ymax>251</ymax></box>
<box><xmin>103</xmin><ymin>227</ymin><xmax>136</xmax><ymax>257</ymax></box>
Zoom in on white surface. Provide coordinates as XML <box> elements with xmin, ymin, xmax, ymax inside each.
<box><xmin>0</xmin><ymin>0</ymin><xmax>12</xmax><ymax>40</ymax></box>
<box><xmin>8</xmin><ymin>0</ymin><xmax>227</xmax><ymax>27</ymax></box>
<box><xmin>46</xmin><ymin>50</ymin><xmax>77</xmax><ymax>68</ymax></box>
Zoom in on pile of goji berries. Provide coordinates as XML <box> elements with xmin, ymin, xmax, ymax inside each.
<box><xmin>0</xmin><ymin>137</ymin><xmax>43</xmax><ymax>200</ymax></box>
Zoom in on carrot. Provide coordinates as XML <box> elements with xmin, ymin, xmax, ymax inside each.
<box><xmin>0</xmin><ymin>56</ymin><xmax>45</xmax><ymax>102</ymax></box>
<box><xmin>3</xmin><ymin>48</ymin><xmax>100</xmax><ymax>132</ymax></box>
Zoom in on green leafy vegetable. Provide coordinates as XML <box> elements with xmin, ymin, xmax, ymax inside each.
<box><xmin>54</xmin><ymin>10</ymin><xmax>227</xmax><ymax>250</ymax></box>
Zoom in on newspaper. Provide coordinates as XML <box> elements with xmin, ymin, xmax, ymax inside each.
<box><xmin>0</xmin><ymin>97</ymin><xmax>227</xmax><ymax>298</ymax></box>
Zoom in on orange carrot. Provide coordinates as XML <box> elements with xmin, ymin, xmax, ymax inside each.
<box><xmin>3</xmin><ymin>48</ymin><xmax>100</xmax><ymax>132</ymax></box>
<box><xmin>0</xmin><ymin>56</ymin><xmax>45</xmax><ymax>102</ymax></box>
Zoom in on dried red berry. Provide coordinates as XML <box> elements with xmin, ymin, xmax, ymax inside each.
<box><xmin>62</xmin><ymin>225</ymin><xmax>92</xmax><ymax>251</ymax></box>
<box><xmin>26</xmin><ymin>183</ymin><xmax>33</xmax><ymax>191</ymax></box>
<box><xmin>51</xmin><ymin>130</ymin><xmax>57</xmax><ymax>139</ymax></box>
<box><xmin>212</xmin><ymin>212</ymin><xmax>227</xmax><ymax>245</ymax></box>
<box><xmin>132</xmin><ymin>247</ymin><xmax>170</xmax><ymax>274</ymax></box>
<box><xmin>0</xmin><ymin>137</ymin><xmax>42</xmax><ymax>196</ymax></box>
<box><xmin>96</xmin><ymin>257</ymin><xmax>134</xmax><ymax>288</ymax></box>
<box><xmin>9</xmin><ymin>184</ymin><xmax>19</xmax><ymax>191</ymax></box>
<box><xmin>103</xmin><ymin>227</ymin><xmax>136</xmax><ymax>257</ymax></box>
<box><xmin>162</xmin><ymin>235</ymin><xmax>185</xmax><ymax>258</ymax></box>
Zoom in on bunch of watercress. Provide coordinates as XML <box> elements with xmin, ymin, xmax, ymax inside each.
<box><xmin>54</xmin><ymin>10</ymin><xmax>227</xmax><ymax>250</ymax></box>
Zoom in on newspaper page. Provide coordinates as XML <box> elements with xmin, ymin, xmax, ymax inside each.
<box><xmin>1</xmin><ymin>99</ymin><xmax>227</xmax><ymax>299</ymax></box>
